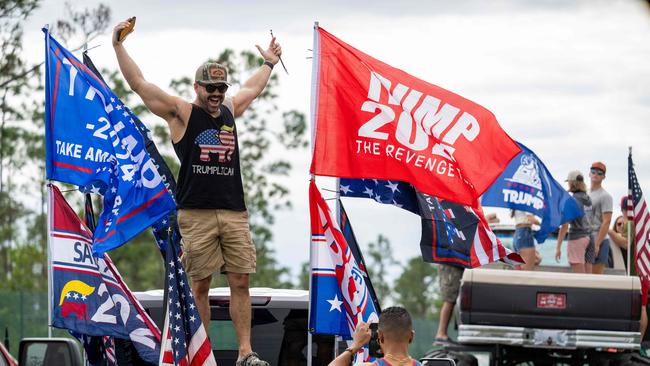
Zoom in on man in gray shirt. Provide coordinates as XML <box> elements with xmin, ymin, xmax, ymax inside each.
<box><xmin>585</xmin><ymin>161</ymin><xmax>613</xmax><ymax>274</ymax></box>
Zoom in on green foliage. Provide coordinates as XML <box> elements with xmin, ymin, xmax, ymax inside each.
<box><xmin>393</xmin><ymin>256</ymin><xmax>440</xmax><ymax>319</ymax></box>
<box><xmin>6</xmin><ymin>244</ymin><xmax>46</xmax><ymax>290</ymax></box>
<box><xmin>108</xmin><ymin>231</ymin><xmax>165</xmax><ymax>291</ymax></box>
<box><xmin>0</xmin><ymin>0</ymin><xmax>43</xmax><ymax>291</ymax></box>
<box><xmin>53</xmin><ymin>2</ymin><xmax>111</xmax><ymax>47</ymax></box>
<box><xmin>0</xmin><ymin>1</ymin><xmax>111</xmax><ymax>292</ymax></box>
<box><xmin>298</xmin><ymin>261</ymin><xmax>310</xmax><ymax>290</ymax></box>
<box><xmin>365</xmin><ymin>234</ymin><xmax>397</xmax><ymax>303</ymax></box>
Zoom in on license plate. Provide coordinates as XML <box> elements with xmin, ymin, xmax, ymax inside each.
<box><xmin>537</xmin><ymin>293</ymin><xmax>566</xmax><ymax>309</ymax></box>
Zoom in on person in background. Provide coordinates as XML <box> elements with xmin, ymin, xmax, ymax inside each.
<box><xmin>608</xmin><ymin>197</ymin><xmax>633</xmax><ymax>271</ymax></box>
<box><xmin>512</xmin><ymin>210</ymin><xmax>540</xmax><ymax>270</ymax></box>
<box><xmin>608</xmin><ymin>215</ymin><xmax>627</xmax><ymax>271</ymax></box>
<box><xmin>586</xmin><ymin>162</ymin><xmax>613</xmax><ymax>274</ymax></box>
<box><xmin>328</xmin><ymin>307</ymin><xmax>422</xmax><ymax>366</ymax></box>
<box><xmin>555</xmin><ymin>171</ymin><xmax>592</xmax><ymax>273</ymax></box>
<box><xmin>432</xmin><ymin>211</ymin><xmax>503</xmax><ymax>346</ymax></box>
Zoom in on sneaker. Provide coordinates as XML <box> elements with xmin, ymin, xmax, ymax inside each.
<box><xmin>236</xmin><ymin>352</ymin><xmax>269</xmax><ymax>366</ymax></box>
<box><xmin>433</xmin><ymin>337</ymin><xmax>457</xmax><ymax>346</ymax></box>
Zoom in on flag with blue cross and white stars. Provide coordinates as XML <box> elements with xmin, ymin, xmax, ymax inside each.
<box><xmin>339</xmin><ymin>178</ymin><xmax>419</xmax><ymax>214</ymax></box>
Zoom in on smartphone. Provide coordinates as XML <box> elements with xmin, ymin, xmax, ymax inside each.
<box><xmin>368</xmin><ymin>323</ymin><xmax>384</xmax><ymax>358</ymax></box>
<box><xmin>118</xmin><ymin>16</ymin><xmax>136</xmax><ymax>41</ymax></box>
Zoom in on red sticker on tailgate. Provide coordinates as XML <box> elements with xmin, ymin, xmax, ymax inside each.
<box><xmin>537</xmin><ymin>293</ymin><xmax>566</xmax><ymax>309</ymax></box>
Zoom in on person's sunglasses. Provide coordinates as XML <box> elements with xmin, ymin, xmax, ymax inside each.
<box><xmin>202</xmin><ymin>83</ymin><xmax>228</xmax><ymax>94</ymax></box>
<box><xmin>590</xmin><ymin>169</ymin><xmax>605</xmax><ymax>176</ymax></box>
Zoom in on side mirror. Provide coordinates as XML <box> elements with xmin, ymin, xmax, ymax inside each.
<box><xmin>19</xmin><ymin>338</ymin><xmax>83</xmax><ymax>366</ymax></box>
<box><xmin>420</xmin><ymin>358</ymin><xmax>457</xmax><ymax>366</ymax></box>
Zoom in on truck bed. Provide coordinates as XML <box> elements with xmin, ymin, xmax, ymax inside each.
<box><xmin>458</xmin><ymin>268</ymin><xmax>642</xmax><ymax>350</ymax></box>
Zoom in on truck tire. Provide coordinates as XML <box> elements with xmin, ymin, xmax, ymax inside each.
<box><xmin>422</xmin><ymin>349</ymin><xmax>478</xmax><ymax>366</ymax></box>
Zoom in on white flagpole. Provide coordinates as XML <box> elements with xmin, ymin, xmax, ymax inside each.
<box><xmin>46</xmin><ymin>183</ymin><xmax>53</xmax><ymax>338</ymax></box>
<box><xmin>307</xmin><ymin>20</ymin><xmax>321</xmax><ymax>366</ymax></box>
<box><xmin>44</xmin><ymin>23</ymin><xmax>54</xmax><ymax>339</ymax></box>
<box><xmin>627</xmin><ymin>146</ymin><xmax>632</xmax><ymax>276</ymax></box>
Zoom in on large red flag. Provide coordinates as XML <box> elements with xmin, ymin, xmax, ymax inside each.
<box><xmin>310</xmin><ymin>27</ymin><xmax>520</xmax><ymax>206</ymax></box>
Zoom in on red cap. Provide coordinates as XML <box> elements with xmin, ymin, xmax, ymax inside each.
<box><xmin>591</xmin><ymin>161</ymin><xmax>606</xmax><ymax>173</ymax></box>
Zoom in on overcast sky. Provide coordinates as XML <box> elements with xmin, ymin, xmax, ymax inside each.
<box><xmin>23</xmin><ymin>0</ymin><xmax>650</xmax><ymax>283</ymax></box>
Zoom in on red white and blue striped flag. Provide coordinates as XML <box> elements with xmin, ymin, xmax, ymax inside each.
<box><xmin>629</xmin><ymin>152</ymin><xmax>650</xmax><ymax>301</ymax></box>
<box><xmin>159</xmin><ymin>232</ymin><xmax>216</xmax><ymax>366</ymax></box>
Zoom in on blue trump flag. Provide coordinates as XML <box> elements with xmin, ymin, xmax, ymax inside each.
<box><xmin>481</xmin><ymin>143</ymin><xmax>582</xmax><ymax>243</ymax></box>
<box><xmin>44</xmin><ymin>29</ymin><xmax>175</xmax><ymax>254</ymax></box>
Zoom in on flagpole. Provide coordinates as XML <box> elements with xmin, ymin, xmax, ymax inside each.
<box><xmin>44</xmin><ymin>24</ymin><xmax>53</xmax><ymax>338</ymax></box>
<box><xmin>627</xmin><ymin>146</ymin><xmax>633</xmax><ymax>276</ymax></box>
<box><xmin>307</xmin><ymin>20</ymin><xmax>321</xmax><ymax>366</ymax></box>
<box><xmin>46</xmin><ymin>183</ymin><xmax>53</xmax><ymax>338</ymax></box>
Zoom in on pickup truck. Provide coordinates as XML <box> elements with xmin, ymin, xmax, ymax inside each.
<box><xmin>447</xmin><ymin>224</ymin><xmax>648</xmax><ymax>365</ymax></box>
<box><xmin>4</xmin><ymin>287</ymin><xmax>456</xmax><ymax>366</ymax></box>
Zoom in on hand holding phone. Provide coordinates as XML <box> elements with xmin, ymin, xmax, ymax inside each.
<box><xmin>118</xmin><ymin>16</ymin><xmax>136</xmax><ymax>42</ymax></box>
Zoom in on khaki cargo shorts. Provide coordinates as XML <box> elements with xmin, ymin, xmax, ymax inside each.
<box><xmin>439</xmin><ymin>264</ymin><xmax>465</xmax><ymax>304</ymax></box>
<box><xmin>177</xmin><ymin>208</ymin><xmax>256</xmax><ymax>281</ymax></box>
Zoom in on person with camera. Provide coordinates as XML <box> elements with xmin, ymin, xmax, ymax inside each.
<box><xmin>328</xmin><ymin>306</ymin><xmax>422</xmax><ymax>366</ymax></box>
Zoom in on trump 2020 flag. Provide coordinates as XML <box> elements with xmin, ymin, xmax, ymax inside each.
<box><xmin>44</xmin><ymin>29</ymin><xmax>175</xmax><ymax>254</ymax></box>
<box><xmin>309</xmin><ymin>181</ymin><xmax>379</xmax><ymax>339</ymax></box>
<box><xmin>310</xmin><ymin>26</ymin><xmax>520</xmax><ymax>206</ymax></box>
<box><xmin>481</xmin><ymin>143</ymin><xmax>583</xmax><ymax>243</ymax></box>
<box><xmin>49</xmin><ymin>185</ymin><xmax>161</xmax><ymax>364</ymax></box>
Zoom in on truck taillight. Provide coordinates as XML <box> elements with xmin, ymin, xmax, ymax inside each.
<box><xmin>460</xmin><ymin>282</ymin><xmax>471</xmax><ymax>312</ymax></box>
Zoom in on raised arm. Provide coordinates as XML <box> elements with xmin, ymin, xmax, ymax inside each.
<box><xmin>232</xmin><ymin>37</ymin><xmax>282</xmax><ymax>118</ymax></box>
<box><xmin>112</xmin><ymin>18</ymin><xmax>188</xmax><ymax>138</ymax></box>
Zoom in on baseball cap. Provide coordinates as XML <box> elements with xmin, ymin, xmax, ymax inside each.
<box><xmin>591</xmin><ymin>161</ymin><xmax>606</xmax><ymax>173</ymax></box>
<box><xmin>195</xmin><ymin>62</ymin><xmax>230</xmax><ymax>86</ymax></box>
<box><xmin>620</xmin><ymin>196</ymin><xmax>629</xmax><ymax>209</ymax></box>
<box><xmin>566</xmin><ymin>170</ymin><xmax>584</xmax><ymax>182</ymax></box>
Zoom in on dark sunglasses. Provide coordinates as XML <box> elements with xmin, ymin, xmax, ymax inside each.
<box><xmin>590</xmin><ymin>169</ymin><xmax>605</xmax><ymax>176</ymax></box>
<box><xmin>616</xmin><ymin>221</ymin><xmax>624</xmax><ymax>226</ymax></box>
<box><xmin>202</xmin><ymin>83</ymin><xmax>228</xmax><ymax>94</ymax></box>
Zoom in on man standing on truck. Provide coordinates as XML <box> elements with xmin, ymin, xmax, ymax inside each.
<box><xmin>586</xmin><ymin>161</ymin><xmax>613</xmax><ymax>274</ymax></box>
<box><xmin>112</xmin><ymin>18</ymin><xmax>282</xmax><ymax>366</ymax></box>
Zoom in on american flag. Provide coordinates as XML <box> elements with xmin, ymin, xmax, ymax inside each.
<box><xmin>103</xmin><ymin>336</ymin><xmax>116</xmax><ymax>366</ymax></box>
<box><xmin>159</xmin><ymin>233</ymin><xmax>216</xmax><ymax>366</ymax></box>
<box><xmin>629</xmin><ymin>153</ymin><xmax>650</xmax><ymax>286</ymax></box>
<box><xmin>196</xmin><ymin>129</ymin><xmax>222</xmax><ymax>161</ymax></box>
<box><xmin>196</xmin><ymin>128</ymin><xmax>235</xmax><ymax>162</ymax></box>
<box><xmin>216</xmin><ymin>129</ymin><xmax>235</xmax><ymax>163</ymax></box>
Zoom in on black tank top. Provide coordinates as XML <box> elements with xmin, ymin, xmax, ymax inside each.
<box><xmin>173</xmin><ymin>104</ymin><xmax>246</xmax><ymax>210</ymax></box>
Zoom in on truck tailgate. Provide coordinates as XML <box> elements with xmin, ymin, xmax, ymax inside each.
<box><xmin>459</xmin><ymin>269</ymin><xmax>641</xmax><ymax>332</ymax></box>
